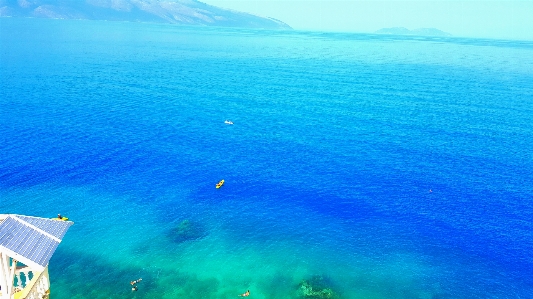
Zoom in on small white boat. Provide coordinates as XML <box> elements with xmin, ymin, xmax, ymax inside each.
<box><xmin>224</xmin><ymin>120</ymin><xmax>234</xmax><ymax>125</ymax></box>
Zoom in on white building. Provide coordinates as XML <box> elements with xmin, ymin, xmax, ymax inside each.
<box><xmin>0</xmin><ymin>214</ymin><xmax>73</xmax><ymax>299</ymax></box>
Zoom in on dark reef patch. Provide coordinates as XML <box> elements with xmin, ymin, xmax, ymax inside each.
<box><xmin>167</xmin><ymin>219</ymin><xmax>208</xmax><ymax>243</ymax></box>
<box><xmin>297</xmin><ymin>275</ymin><xmax>341</xmax><ymax>299</ymax></box>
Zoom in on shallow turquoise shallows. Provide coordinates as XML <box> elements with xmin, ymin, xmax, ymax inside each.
<box><xmin>1</xmin><ymin>18</ymin><xmax>533</xmax><ymax>299</ymax></box>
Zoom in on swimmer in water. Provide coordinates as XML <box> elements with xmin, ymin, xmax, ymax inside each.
<box><xmin>238</xmin><ymin>290</ymin><xmax>250</xmax><ymax>297</ymax></box>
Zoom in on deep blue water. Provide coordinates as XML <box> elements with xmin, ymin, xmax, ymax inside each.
<box><xmin>1</xmin><ymin>18</ymin><xmax>533</xmax><ymax>299</ymax></box>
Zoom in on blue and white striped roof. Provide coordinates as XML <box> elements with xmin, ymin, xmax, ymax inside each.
<box><xmin>0</xmin><ymin>215</ymin><xmax>73</xmax><ymax>270</ymax></box>
<box><xmin>15</xmin><ymin>215</ymin><xmax>71</xmax><ymax>240</ymax></box>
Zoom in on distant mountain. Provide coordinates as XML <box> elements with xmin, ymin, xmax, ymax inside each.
<box><xmin>0</xmin><ymin>0</ymin><xmax>291</xmax><ymax>29</ymax></box>
<box><xmin>375</xmin><ymin>27</ymin><xmax>451</xmax><ymax>37</ymax></box>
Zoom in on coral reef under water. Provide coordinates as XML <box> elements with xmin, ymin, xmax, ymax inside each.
<box><xmin>297</xmin><ymin>275</ymin><xmax>341</xmax><ymax>299</ymax></box>
<box><xmin>167</xmin><ymin>219</ymin><xmax>207</xmax><ymax>243</ymax></box>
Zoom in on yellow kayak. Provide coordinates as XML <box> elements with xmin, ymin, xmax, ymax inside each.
<box><xmin>52</xmin><ymin>217</ymin><xmax>69</xmax><ymax>221</ymax></box>
<box><xmin>216</xmin><ymin>180</ymin><xmax>224</xmax><ymax>188</ymax></box>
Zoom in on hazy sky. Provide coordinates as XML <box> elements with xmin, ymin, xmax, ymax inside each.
<box><xmin>203</xmin><ymin>0</ymin><xmax>533</xmax><ymax>40</ymax></box>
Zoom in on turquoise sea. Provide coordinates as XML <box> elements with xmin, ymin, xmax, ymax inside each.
<box><xmin>1</xmin><ymin>18</ymin><xmax>533</xmax><ymax>299</ymax></box>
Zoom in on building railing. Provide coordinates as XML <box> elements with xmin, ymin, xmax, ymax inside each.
<box><xmin>13</xmin><ymin>266</ymin><xmax>49</xmax><ymax>299</ymax></box>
